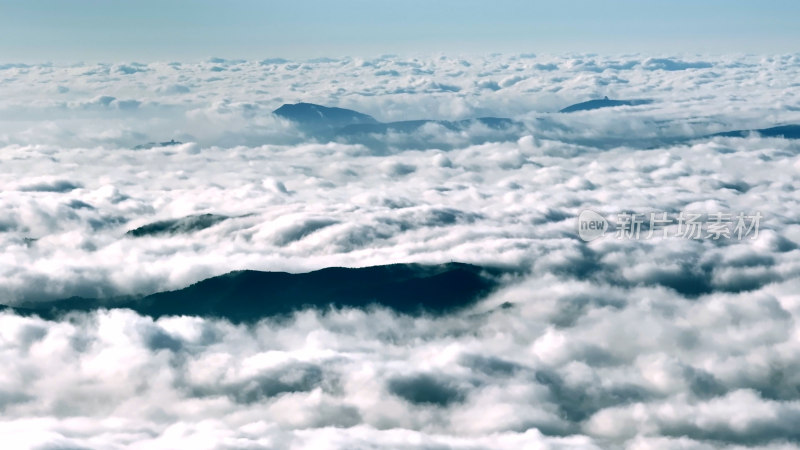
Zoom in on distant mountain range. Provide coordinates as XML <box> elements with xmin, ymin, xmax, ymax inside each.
<box><xmin>2</xmin><ymin>263</ymin><xmax>509</xmax><ymax>323</ymax></box>
<box><xmin>272</xmin><ymin>103</ymin><xmax>379</xmax><ymax>132</ymax></box>
<box><xmin>711</xmin><ymin>124</ymin><xmax>800</xmax><ymax>139</ymax></box>
<box><xmin>137</xmin><ymin>101</ymin><xmax>800</xmax><ymax>150</ymax></box>
<box><xmin>559</xmin><ymin>96</ymin><xmax>653</xmax><ymax>113</ymax></box>
<box><xmin>273</xmin><ymin>100</ymin><xmax>660</xmax><ymax>133</ymax></box>
<box><xmin>273</xmin><ymin>102</ymin><xmax>519</xmax><ymax>137</ymax></box>
<box><xmin>126</xmin><ymin>213</ymin><xmax>230</xmax><ymax>237</ymax></box>
<box><xmin>133</xmin><ymin>139</ymin><xmax>183</xmax><ymax>150</ymax></box>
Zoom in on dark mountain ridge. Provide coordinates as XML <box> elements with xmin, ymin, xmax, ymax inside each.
<box><xmin>272</xmin><ymin>102</ymin><xmax>800</xmax><ymax>149</ymax></box>
<box><xmin>712</xmin><ymin>124</ymin><xmax>800</xmax><ymax>139</ymax></box>
<box><xmin>559</xmin><ymin>97</ymin><xmax>653</xmax><ymax>113</ymax></box>
<box><xmin>273</xmin><ymin>102</ymin><xmax>379</xmax><ymax>132</ymax></box>
<box><xmin>2</xmin><ymin>263</ymin><xmax>509</xmax><ymax>323</ymax></box>
<box><xmin>273</xmin><ymin>103</ymin><xmax>519</xmax><ymax>138</ymax></box>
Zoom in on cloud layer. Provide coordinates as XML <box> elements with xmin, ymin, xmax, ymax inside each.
<box><xmin>2</xmin><ymin>53</ymin><xmax>800</xmax><ymax>448</ymax></box>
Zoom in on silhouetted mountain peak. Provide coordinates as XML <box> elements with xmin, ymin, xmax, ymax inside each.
<box><xmin>273</xmin><ymin>102</ymin><xmax>378</xmax><ymax>130</ymax></box>
<box><xmin>560</xmin><ymin>98</ymin><xmax>652</xmax><ymax>113</ymax></box>
<box><xmin>5</xmin><ymin>263</ymin><xmax>510</xmax><ymax>323</ymax></box>
<box><xmin>133</xmin><ymin>139</ymin><xmax>182</xmax><ymax>150</ymax></box>
<box><xmin>126</xmin><ymin>213</ymin><xmax>229</xmax><ymax>237</ymax></box>
<box><xmin>713</xmin><ymin>124</ymin><xmax>800</xmax><ymax>139</ymax></box>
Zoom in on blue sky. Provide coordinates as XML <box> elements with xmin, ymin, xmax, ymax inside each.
<box><xmin>1</xmin><ymin>0</ymin><xmax>799</xmax><ymax>62</ymax></box>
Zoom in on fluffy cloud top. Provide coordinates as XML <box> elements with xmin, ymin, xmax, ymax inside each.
<box><xmin>2</xmin><ymin>53</ymin><xmax>800</xmax><ymax>448</ymax></box>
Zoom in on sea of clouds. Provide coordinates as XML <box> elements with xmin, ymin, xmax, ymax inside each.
<box><xmin>2</xmin><ymin>54</ymin><xmax>800</xmax><ymax>448</ymax></box>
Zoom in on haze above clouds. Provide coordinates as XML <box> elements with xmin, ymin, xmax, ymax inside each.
<box><xmin>2</xmin><ymin>54</ymin><xmax>800</xmax><ymax>448</ymax></box>
<box><xmin>2</xmin><ymin>1</ymin><xmax>800</xmax><ymax>60</ymax></box>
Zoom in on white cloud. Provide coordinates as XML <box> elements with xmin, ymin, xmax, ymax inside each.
<box><xmin>2</xmin><ymin>53</ymin><xmax>800</xmax><ymax>448</ymax></box>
